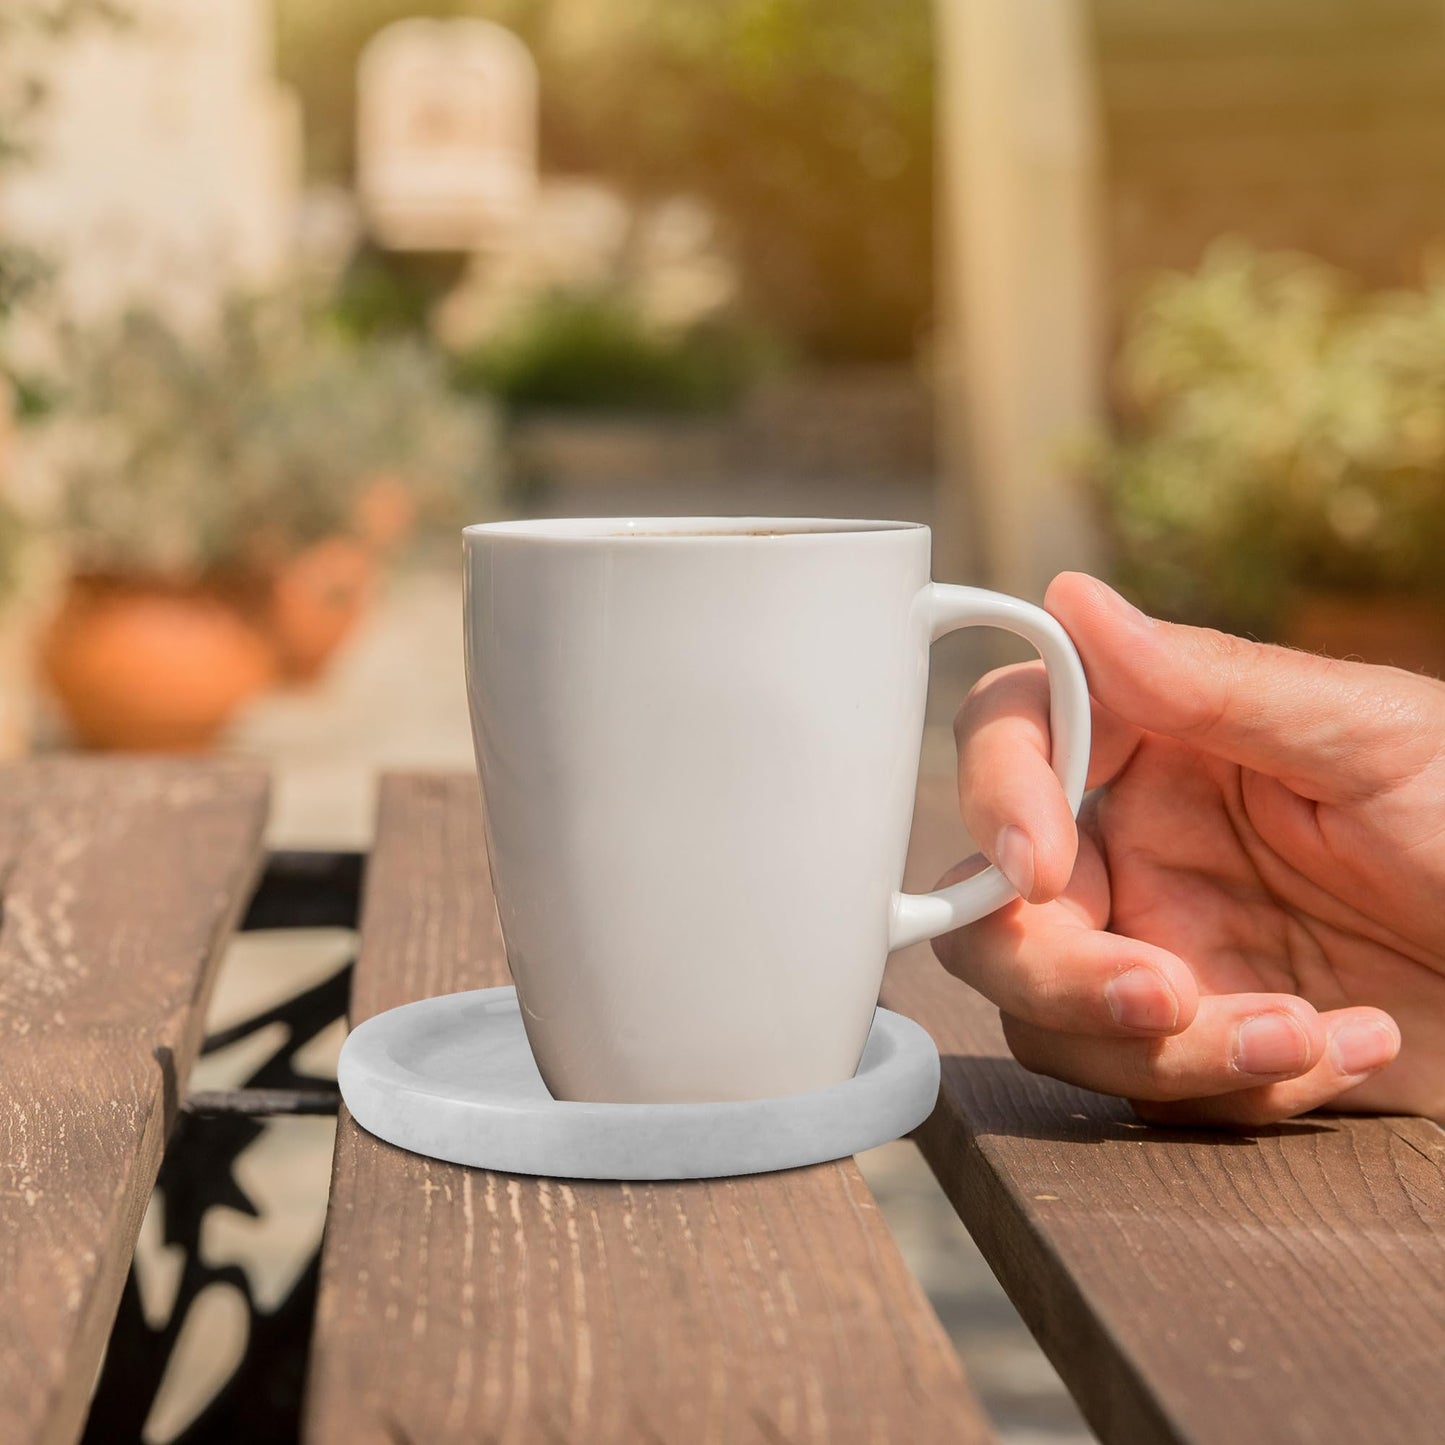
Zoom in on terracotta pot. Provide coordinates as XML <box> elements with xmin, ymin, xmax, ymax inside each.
<box><xmin>266</xmin><ymin>537</ymin><xmax>378</xmax><ymax>684</ymax></box>
<box><xmin>1282</xmin><ymin>592</ymin><xmax>1445</xmax><ymax>676</ymax></box>
<box><xmin>353</xmin><ymin>473</ymin><xmax>418</xmax><ymax>554</ymax></box>
<box><xmin>41</xmin><ymin>576</ymin><xmax>277</xmax><ymax>751</ymax></box>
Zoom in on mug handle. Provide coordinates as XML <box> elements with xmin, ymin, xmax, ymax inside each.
<box><xmin>889</xmin><ymin>584</ymin><xmax>1092</xmax><ymax>951</ymax></box>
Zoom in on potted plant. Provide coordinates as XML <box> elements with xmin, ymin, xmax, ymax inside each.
<box><xmin>1089</xmin><ymin>242</ymin><xmax>1445</xmax><ymax>671</ymax></box>
<box><xmin>29</xmin><ymin>294</ymin><xmax>496</xmax><ymax>749</ymax></box>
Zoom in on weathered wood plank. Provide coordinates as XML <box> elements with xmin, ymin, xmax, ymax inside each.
<box><xmin>306</xmin><ymin>773</ymin><xmax>990</xmax><ymax>1445</ymax></box>
<box><xmin>881</xmin><ymin>778</ymin><xmax>1445</xmax><ymax>1445</ymax></box>
<box><xmin>0</xmin><ymin>757</ymin><xmax>269</xmax><ymax>1445</ymax></box>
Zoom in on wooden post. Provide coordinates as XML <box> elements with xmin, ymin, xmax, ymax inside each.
<box><xmin>934</xmin><ymin>0</ymin><xmax>1104</xmax><ymax>597</ymax></box>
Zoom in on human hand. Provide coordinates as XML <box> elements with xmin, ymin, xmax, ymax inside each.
<box><xmin>934</xmin><ymin>572</ymin><xmax>1445</xmax><ymax>1125</ymax></box>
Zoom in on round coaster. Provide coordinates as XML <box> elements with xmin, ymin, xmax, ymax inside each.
<box><xmin>338</xmin><ymin>985</ymin><xmax>940</xmax><ymax>1181</ymax></box>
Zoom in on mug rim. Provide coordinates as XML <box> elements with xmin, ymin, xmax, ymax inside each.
<box><xmin>464</xmin><ymin>517</ymin><xmax>929</xmax><ymax>543</ymax></box>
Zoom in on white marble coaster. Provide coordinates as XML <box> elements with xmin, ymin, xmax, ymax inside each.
<box><xmin>338</xmin><ymin>985</ymin><xmax>940</xmax><ymax>1180</ymax></box>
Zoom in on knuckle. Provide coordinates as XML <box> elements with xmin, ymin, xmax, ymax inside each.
<box><xmin>1124</xmin><ymin>1041</ymin><xmax>1185</xmax><ymax>1101</ymax></box>
<box><xmin>1175</xmin><ymin>632</ymin><xmax>1248</xmax><ymax>738</ymax></box>
<box><xmin>952</xmin><ymin>688</ymin><xmax>992</xmax><ymax>744</ymax></box>
<box><xmin>1010</xmin><ymin>965</ymin><xmax>1069</xmax><ymax>1026</ymax></box>
<box><xmin>1196</xmin><ymin>624</ymin><xmax>1249</xmax><ymax>666</ymax></box>
<box><xmin>1371</xmin><ymin>681</ymin><xmax>1445</xmax><ymax>788</ymax></box>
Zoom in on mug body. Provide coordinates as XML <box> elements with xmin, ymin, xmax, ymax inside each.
<box><xmin>464</xmin><ymin>517</ymin><xmax>932</xmax><ymax>1103</ymax></box>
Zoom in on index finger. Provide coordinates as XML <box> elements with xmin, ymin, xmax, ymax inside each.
<box><xmin>1046</xmin><ymin>572</ymin><xmax>1445</xmax><ymax>800</ymax></box>
<box><xmin>954</xmin><ymin>661</ymin><xmax>1141</xmax><ymax>902</ymax></box>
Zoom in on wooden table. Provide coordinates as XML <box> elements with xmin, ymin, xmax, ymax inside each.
<box><xmin>4</xmin><ymin>758</ymin><xmax>1444</xmax><ymax>1445</ymax></box>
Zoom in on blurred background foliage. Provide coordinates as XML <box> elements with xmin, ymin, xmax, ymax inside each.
<box><xmin>1092</xmin><ymin>241</ymin><xmax>1445</xmax><ymax>635</ymax></box>
<box><xmin>452</xmin><ymin>289</ymin><xmax>776</xmax><ymax>414</ymax></box>
<box><xmin>42</xmin><ymin>294</ymin><xmax>495</xmax><ymax>583</ymax></box>
<box><xmin>0</xmin><ymin>0</ymin><xmax>132</xmax><ymax>605</ymax></box>
<box><xmin>275</xmin><ymin>0</ymin><xmax>934</xmax><ymax>361</ymax></box>
<box><xmin>0</xmin><ymin>0</ymin><xmax>128</xmax><ymax>391</ymax></box>
<box><xmin>8</xmin><ymin>0</ymin><xmax>1445</xmax><ymax>752</ymax></box>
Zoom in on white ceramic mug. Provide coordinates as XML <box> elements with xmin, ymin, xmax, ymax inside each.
<box><xmin>464</xmin><ymin>518</ymin><xmax>1091</xmax><ymax>1104</ymax></box>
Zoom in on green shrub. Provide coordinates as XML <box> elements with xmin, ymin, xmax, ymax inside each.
<box><xmin>454</xmin><ymin>289</ymin><xmax>771</xmax><ymax>415</ymax></box>
<box><xmin>1091</xmin><ymin>242</ymin><xmax>1445</xmax><ymax>634</ymax></box>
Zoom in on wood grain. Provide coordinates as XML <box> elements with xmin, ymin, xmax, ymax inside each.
<box><xmin>881</xmin><ymin>778</ymin><xmax>1445</xmax><ymax>1445</ymax></box>
<box><xmin>0</xmin><ymin>757</ymin><xmax>268</xmax><ymax>1445</ymax></box>
<box><xmin>306</xmin><ymin>773</ymin><xmax>990</xmax><ymax>1445</ymax></box>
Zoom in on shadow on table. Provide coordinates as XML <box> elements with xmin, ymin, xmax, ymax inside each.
<box><xmin>935</xmin><ymin>1053</ymin><xmax>1336</xmax><ymax>1146</ymax></box>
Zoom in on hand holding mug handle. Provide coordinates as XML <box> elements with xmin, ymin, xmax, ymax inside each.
<box><xmin>889</xmin><ymin>585</ymin><xmax>1091</xmax><ymax>951</ymax></box>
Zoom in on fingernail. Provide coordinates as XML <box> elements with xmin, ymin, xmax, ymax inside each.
<box><xmin>1233</xmin><ymin>1013</ymin><xmax>1311</xmax><ymax>1077</ymax></box>
<box><xmin>1329</xmin><ymin>1019</ymin><xmax>1398</xmax><ymax>1076</ymax></box>
<box><xmin>995</xmin><ymin>825</ymin><xmax>1035</xmax><ymax>900</ymax></box>
<box><xmin>1104</xmin><ymin>966</ymin><xmax>1179</xmax><ymax>1032</ymax></box>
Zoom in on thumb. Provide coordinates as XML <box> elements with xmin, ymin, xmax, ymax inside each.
<box><xmin>1044</xmin><ymin>573</ymin><xmax>1430</xmax><ymax>799</ymax></box>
